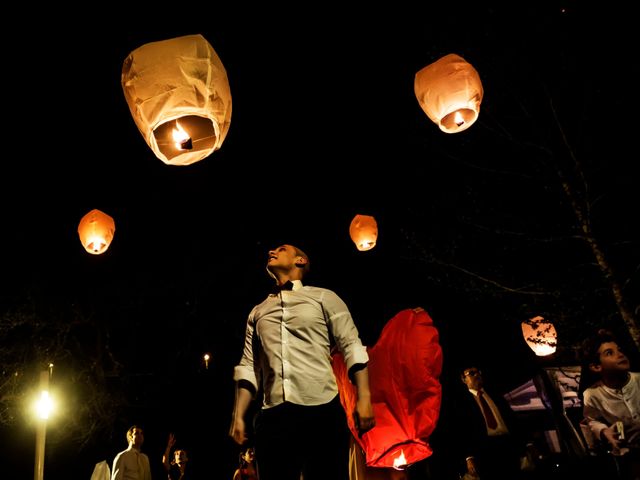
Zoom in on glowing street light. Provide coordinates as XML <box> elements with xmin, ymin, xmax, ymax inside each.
<box><xmin>33</xmin><ymin>367</ymin><xmax>54</xmax><ymax>480</ymax></box>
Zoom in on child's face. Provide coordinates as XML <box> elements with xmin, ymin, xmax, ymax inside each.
<box><xmin>595</xmin><ymin>341</ymin><xmax>630</xmax><ymax>373</ymax></box>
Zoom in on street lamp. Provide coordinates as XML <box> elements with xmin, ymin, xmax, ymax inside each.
<box><xmin>33</xmin><ymin>366</ymin><xmax>54</xmax><ymax>480</ymax></box>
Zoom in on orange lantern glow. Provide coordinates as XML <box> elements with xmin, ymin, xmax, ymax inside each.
<box><xmin>522</xmin><ymin>316</ymin><xmax>557</xmax><ymax>356</ymax></box>
<box><xmin>78</xmin><ymin>209</ymin><xmax>115</xmax><ymax>255</ymax></box>
<box><xmin>121</xmin><ymin>34</ymin><xmax>232</xmax><ymax>166</ymax></box>
<box><xmin>414</xmin><ymin>53</ymin><xmax>483</xmax><ymax>133</ymax></box>
<box><xmin>349</xmin><ymin>214</ymin><xmax>378</xmax><ymax>251</ymax></box>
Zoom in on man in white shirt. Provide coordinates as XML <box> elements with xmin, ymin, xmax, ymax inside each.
<box><xmin>229</xmin><ymin>244</ymin><xmax>375</xmax><ymax>480</ymax></box>
<box><xmin>111</xmin><ymin>425</ymin><xmax>152</xmax><ymax>480</ymax></box>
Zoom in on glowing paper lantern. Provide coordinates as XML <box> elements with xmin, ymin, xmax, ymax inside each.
<box><xmin>414</xmin><ymin>53</ymin><xmax>483</xmax><ymax>133</ymax></box>
<box><xmin>349</xmin><ymin>214</ymin><xmax>378</xmax><ymax>251</ymax></box>
<box><xmin>522</xmin><ymin>316</ymin><xmax>557</xmax><ymax>356</ymax></box>
<box><xmin>121</xmin><ymin>34</ymin><xmax>232</xmax><ymax>166</ymax></box>
<box><xmin>78</xmin><ymin>209</ymin><xmax>115</xmax><ymax>255</ymax></box>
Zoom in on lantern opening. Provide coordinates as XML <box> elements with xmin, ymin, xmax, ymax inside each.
<box><xmin>441</xmin><ymin>107</ymin><xmax>478</xmax><ymax>132</ymax></box>
<box><xmin>154</xmin><ymin>115</ymin><xmax>218</xmax><ymax>163</ymax></box>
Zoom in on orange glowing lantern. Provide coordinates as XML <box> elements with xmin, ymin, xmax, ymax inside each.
<box><xmin>414</xmin><ymin>53</ymin><xmax>483</xmax><ymax>133</ymax></box>
<box><xmin>121</xmin><ymin>34</ymin><xmax>232</xmax><ymax>166</ymax></box>
<box><xmin>349</xmin><ymin>214</ymin><xmax>378</xmax><ymax>251</ymax></box>
<box><xmin>78</xmin><ymin>209</ymin><xmax>115</xmax><ymax>255</ymax></box>
<box><xmin>522</xmin><ymin>316</ymin><xmax>557</xmax><ymax>356</ymax></box>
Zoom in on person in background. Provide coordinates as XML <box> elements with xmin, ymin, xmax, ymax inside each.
<box><xmin>229</xmin><ymin>243</ymin><xmax>375</xmax><ymax>480</ymax></box>
<box><xmin>233</xmin><ymin>447</ymin><xmax>258</xmax><ymax>480</ymax></box>
<box><xmin>162</xmin><ymin>432</ymin><xmax>193</xmax><ymax>480</ymax></box>
<box><xmin>111</xmin><ymin>425</ymin><xmax>152</xmax><ymax>480</ymax></box>
<box><xmin>581</xmin><ymin>329</ymin><xmax>640</xmax><ymax>479</ymax></box>
<box><xmin>449</xmin><ymin>365</ymin><xmax>527</xmax><ymax>479</ymax></box>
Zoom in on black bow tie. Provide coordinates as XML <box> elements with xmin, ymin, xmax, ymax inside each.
<box><xmin>271</xmin><ymin>280</ymin><xmax>294</xmax><ymax>293</ymax></box>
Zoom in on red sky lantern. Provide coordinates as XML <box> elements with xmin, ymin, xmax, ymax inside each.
<box><xmin>333</xmin><ymin>308</ymin><xmax>442</xmax><ymax>469</ymax></box>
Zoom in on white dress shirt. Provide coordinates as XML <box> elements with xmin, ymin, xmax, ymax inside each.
<box><xmin>583</xmin><ymin>371</ymin><xmax>640</xmax><ymax>448</ymax></box>
<box><xmin>234</xmin><ymin>280</ymin><xmax>369</xmax><ymax>408</ymax></box>
<box><xmin>111</xmin><ymin>446</ymin><xmax>151</xmax><ymax>480</ymax></box>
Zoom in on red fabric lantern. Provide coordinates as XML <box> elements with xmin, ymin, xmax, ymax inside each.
<box><xmin>332</xmin><ymin>308</ymin><xmax>443</xmax><ymax>468</ymax></box>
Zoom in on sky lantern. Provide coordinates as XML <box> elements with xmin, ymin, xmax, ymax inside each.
<box><xmin>78</xmin><ymin>209</ymin><xmax>115</xmax><ymax>255</ymax></box>
<box><xmin>349</xmin><ymin>214</ymin><xmax>378</xmax><ymax>251</ymax></box>
<box><xmin>333</xmin><ymin>308</ymin><xmax>442</xmax><ymax>468</ymax></box>
<box><xmin>121</xmin><ymin>34</ymin><xmax>232</xmax><ymax>166</ymax></box>
<box><xmin>522</xmin><ymin>315</ymin><xmax>558</xmax><ymax>356</ymax></box>
<box><xmin>414</xmin><ymin>53</ymin><xmax>483</xmax><ymax>133</ymax></box>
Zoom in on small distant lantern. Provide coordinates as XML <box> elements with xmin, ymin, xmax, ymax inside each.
<box><xmin>78</xmin><ymin>209</ymin><xmax>115</xmax><ymax>255</ymax></box>
<box><xmin>414</xmin><ymin>53</ymin><xmax>483</xmax><ymax>133</ymax></box>
<box><xmin>121</xmin><ymin>34</ymin><xmax>232</xmax><ymax>166</ymax></box>
<box><xmin>522</xmin><ymin>316</ymin><xmax>557</xmax><ymax>356</ymax></box>
<box><xmin>349</xmin><ymin>214</ymin><xmax>378</xmax><ymax>251</ymax></box>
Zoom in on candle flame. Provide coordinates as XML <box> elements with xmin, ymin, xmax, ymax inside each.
<box><xmin>454</xmin><ymin>111</ymin><xmax>465</xmax><ymax>127</ymax></box>
<box><xmin>172</xmin><ymin>121</ymin><xmax>192</xmax><ymax>149</ymax></box>
<box><xmin>393</xmin><ymin>449</ymin><xmax>407</xmax><ymax>469</ymax></box>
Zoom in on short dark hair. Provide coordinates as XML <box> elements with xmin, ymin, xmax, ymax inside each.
<box><xmin>292</xmin><ymin>245</ymin><xmax>311</xmax><ymax>277</ymax></box>
<box><xmin>126</xmin><ymin>425</ymin><xmax>142</xmax><ymax>443</ymax></box>
<box><xmin>581</xmin><ymin>329</ymin><xmax>618</xmax><ymax>366</ymax></box>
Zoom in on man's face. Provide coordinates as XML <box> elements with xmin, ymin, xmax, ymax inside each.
<box><xmin>462</xmin><ymin>367</ymin><xmax>484</xmax><ymax>390</ymax></box>
<box><xmin>267</xmin><ymin>245</ymin><xmax>298</xmax><ymax>273</ymax></box>
<box><xmin>129</xmin><ymin>428</ymin><xmax>144</xmax><ymax>448</ymax></box>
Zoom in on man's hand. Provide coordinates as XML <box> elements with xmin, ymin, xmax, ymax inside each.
<box><xmin>354</xmin><ymin>397</ymin><xmax>376</xmax><ymax>437</ymax></box>
<box><xmin>229</xmin><ymin>416</ymin><xmax>247</xmax><ymax>445</ymax></box>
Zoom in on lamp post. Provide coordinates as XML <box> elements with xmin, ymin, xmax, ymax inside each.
<box><xmin>34</xmin><ymin>367</ymin><xmax>53</xmax><ymax>480</ymax></box>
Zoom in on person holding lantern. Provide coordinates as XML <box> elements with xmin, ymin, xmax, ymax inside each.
<box><xmin>229</xmin><ymin>243</ymin><xmax>375</xmax><ymax>480</ymax></box>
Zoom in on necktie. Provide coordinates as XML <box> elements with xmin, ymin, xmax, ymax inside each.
<box><xmin>478</xmin><ymin>390</ymin><xmax>498</xmax><ymax>429</ymax></box>
<box><xmin>271</xmin><ymin>280</ymin><xmax>294</xmax><ymax>293</ymax></box>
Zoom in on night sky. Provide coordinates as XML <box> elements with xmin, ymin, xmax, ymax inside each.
<box><xmin>1</xmin><ymin>4</ymin><xmax>638</xmax><ymax>479</ymax></box>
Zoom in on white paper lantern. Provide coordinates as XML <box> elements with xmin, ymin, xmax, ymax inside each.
<box><xmin>414</xmin><ymin>53</ymin><xmax>483</xmax><ymax>134</ymax></box>
<box><xmin>78</xmin><ymin>209</ymin><xmax>115</xmax><ymax>255</ymax></box>
<box><xmin>122</xmin><ymin>34</ymin><xmax>232</xmax><ymax>166</ymax></box>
